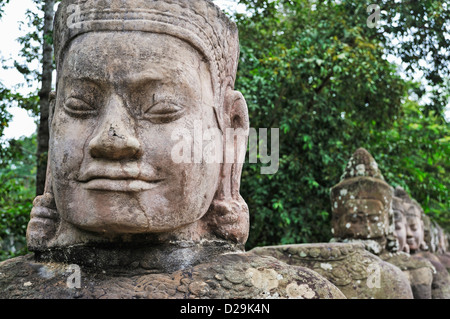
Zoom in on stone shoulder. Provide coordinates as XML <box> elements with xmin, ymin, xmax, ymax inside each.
<box><xmin>0</xmin><ymin>253</ymin><xmax>346</xmax><ymax>299</ymax></box>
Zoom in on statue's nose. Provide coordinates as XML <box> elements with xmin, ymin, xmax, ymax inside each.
<box><xmin>406</xmin><ymin>228</ymin><xmax>414</xmax><ymax>238</ymax></box>
<box><xmin>88</xmin><ymin>95</ymin><xmax>142</xmax><ymax>160</ymax></box>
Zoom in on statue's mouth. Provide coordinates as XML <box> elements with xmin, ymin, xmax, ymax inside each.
<box><xmin>80</xmin><ymin>178</ymin><xmax>162</xmax><ymax>192</ymax></box>
<box><xmin>78</xmin><ymin>166</ymin><xmax>163</xmax><ymax>192</ymax></box>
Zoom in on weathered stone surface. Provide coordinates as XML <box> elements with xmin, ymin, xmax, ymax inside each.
<box><xmin>420</xmin><ymin>213</ymin><xmax>450</xmax><ymax>273</ymax></box>
<box><xmin>380</xmin><ymin>252</ymin><xmax>434</xmax><ymax>299</ymax></box>
<box><xmin>415</xmin><ymin>251</ymin><xmax>450</xmax><ymax>299</ymax></box>
<box><xmin>250</xmin><ymin>243</ymin><xmax>413</xmax><ymax>299</ymax></box>
<box><xmin>29</xmin><ymin>0</ymin><xmax>250</xmax><ymax>252</ymax></box>
<box><xmin>437</xmin><ymin>253</ymin><xmax>450</xmax><ymax>274</ymax></box>
<box><xmin>329</xmin><ymin>150</ymin><xmax>449</xmax><ymax>299</ymax></box>
<box><xmin>0</xmin><ymin>253</ymin><xmax>346</xmax><ymax>299</ymax></box>
<box><xmin>390</xmin><ymin>187</ymin><xmax>435</xmax><ymax>299</ymax></box>
<box><xmin>394</xmin><ymin>187</ymin><xmax>450</xmax><ymax>299</ymax></box>
<box><xmin>330</xmin><ymin>148</ymin><xmax>396</xmax><ymax>254</ymax></box>
<box><xmin>392</xmin><ymin>192</ymin><xmax>409</xmax><ymax>254</ymax></box>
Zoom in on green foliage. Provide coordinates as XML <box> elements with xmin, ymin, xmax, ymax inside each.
<box><xmin>0</xmin><ymin>134</ymin><xmax>36</xmax><ymax>261</ymax></box>
<box><xmin>368</xmin><ymin>99</ymin><xmax>450</xmax><ymax>232</ymax></box>
<box><xmin>0</xmin><ymin>84</ymin><xmax>13</xmax><ymax>144</ymax></box>
<box><xmin>379</xmin><ymin>0</ymin><xmax>450</xmax><ymax>118</ymax></box>
<box><xmin>0</xmin><ymin>0</ymin><xmax>10</xmax><ymax>18</ymax></box>
<box><xmin>235</xmin><ymin>0</ymin><xmax>449</xmax><ymax>249</ymax></box>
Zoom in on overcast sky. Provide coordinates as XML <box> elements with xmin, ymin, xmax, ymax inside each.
<box><xmin>0</xmin><ymin>1</ymin><xmax>448</xmax><ymax>141</ymax></box>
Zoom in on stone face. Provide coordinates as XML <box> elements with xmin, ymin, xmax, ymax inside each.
<box><xmin>422</xmin><ymin>219</ymin><xmax>450</xmax><ymax>273</ymax></box>
<box><xmin>435</xmin><ymin>224</ymin><xmax>450</xmax><ymax>273</ymax></box>
<box><xmin>393</xmin><ymin>187</ymin><xmax>428</xmax><ymax>253</ymax></box>
<box><xmin>27</xmin><ymin>0</ymin><xmax>251</xmax><ymax>260</ymax></box>
<box><xmin>330</xmin><ymin>148</ymin><xmax>395</xmax><ymax>254</ymax></box>
<box><xmin>422</xmin><ymin>213</ymin><xmax>437</xmax><ymax>253</ymax></box>
<box><xmin>392</xmin><ymin>193</ymin><xmax>409</xmax><ymax>254</ymax></box>
<box><xmin>0</xmin><ymin>253</ymin><xmax>346</xmax><ymax>299</ymax></box>
<box><xmin>393</xmin><ymin>187</ymin><xmax>450</xmax><ymax>299</ymax></box>
<box><xmin>28</xmin><ymin>0</ymin><xmax>253</xmax><ymax>252</ymax></box>
<box><xmin>250</xmin><ymin>243</ymin><xmax>413</xmax><ymax>299</ymax></box>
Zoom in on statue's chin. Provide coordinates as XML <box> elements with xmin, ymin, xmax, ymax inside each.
<box><xmin>54</xmin><ymin>182</ymin><xmax>211</xmax><ymax>238</ymax></box>
<box><xmin>65</xmin><ymin>207</ymin><xmax>203</xmax><ymax>236</ymax></box>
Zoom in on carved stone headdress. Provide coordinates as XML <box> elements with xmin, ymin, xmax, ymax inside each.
<box><xmin>394</xmin><ymin>186</ymin><xmax>422</xmax><ymax>218</ymax></box>
<box><xmin>54</xmin><ymin>0</ymin><xmax>240</xmax><ymax>112</ymax></box>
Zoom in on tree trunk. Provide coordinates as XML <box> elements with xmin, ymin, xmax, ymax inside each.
<box><xmin>36</xmin><ymin>0</ymin><xmax>55</xmax><ymax>196</ymax></box>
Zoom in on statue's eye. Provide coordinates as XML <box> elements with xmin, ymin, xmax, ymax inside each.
<box><xmin>143</xmin><ymin>100</ymin><xmax>185</xmax><ymax>124</ymax></box>
<box><xmin>64</xmin><ymin>97</ymin><xmax>97</xmax><ymax>117</ymax></box>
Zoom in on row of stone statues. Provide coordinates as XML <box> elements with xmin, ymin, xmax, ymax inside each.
<box><xmin>332</xmin><ymin>148</ymin><xmax>450</xmax><ymax>299</ymax></box>
<box><xmin>0</xmin><ymin>0</ymin><xmax>448</xmax><ymax>299</ymax></box>
<box><xmin>252</xmin><ymin>147</ymin><xmax>450</xmax><ymax>299</ymax></box>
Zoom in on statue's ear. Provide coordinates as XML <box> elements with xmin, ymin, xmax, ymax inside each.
<box><xmin>202</xmin><ymin>89</ymin><xmax>249</xmax><ymax>245</ymax></box>
<box><xmin>419</xmin><ymin>220</ymin><xmax>430</xmax><ymax>251</ymax></box>
<box><xmin>403</xmin><ymin>244</ymin><xmax>410</xmax><ymax>254</ymax></box>
<box><xmin>27</xmin><ymin>91</ymin><xmax>59</xmax><ymax>250</ymax></box>
<box><xmin>44</xmin><ymin>91</ymin><xmax>57</xmax><ymax>195</ymax></box>
<box><xmin>49</xmin><ymin>91</ymin><xmax>56</xmax><ymax>125</ymax></box>
<box><xmin>223</xmin><ymin>90</ymin><xmax>249</xmax><ymax>199</ymax></box>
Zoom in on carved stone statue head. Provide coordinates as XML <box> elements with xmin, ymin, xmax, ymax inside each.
<box><xmin>405</xmin><ymin>202</ymin><xmax>427</xmax><ymax>253</ymax></box>
<box><xmin>434</xmin><ymin>223</ymin><xmax>448</xmax><ymax>254</ymax></box>
<box><xmin>27</xmin><ymin>0</ymin><xmax>250</xmax><ymax>263</ymax></box>
<box><xmin>330</xmin><ymin>148</ymin><xmax>395</xmax><ymax>254</ymax></box>
<box><xmin>394</xmin><ymin>187</ymin><xmax>428</xmax><ymax>253</ymax></box>
<box><xmin>421</xmin><ymin>211</ymin><xmax>437</xmax><ymax>253</ymax></box>
<box><xmin>392</xmin><ymin>191</ymin><xmax>409</xmax><ymax>254</ymax></box>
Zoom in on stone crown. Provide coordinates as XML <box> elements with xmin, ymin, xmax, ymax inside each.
<box><xmin>340</xmin><ymin>148</ymin><xmax>384</xmax><ymax>181</ymax></box>
<box><xmin>54</xmin><ymin>0</ymin><xmax>240</xmax><ymax>107</ymax></box>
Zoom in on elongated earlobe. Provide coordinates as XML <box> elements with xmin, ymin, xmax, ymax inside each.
<box><xmin>27</xmin><ymin>91</ymin><xmax>59</xmax><ymax>250</ymax></box>
<box><xmin>202</xmin><ymin>89</ymin><xmax>250</xmax><ymax>245</ymax></box>
<box><xmin>27</xmin><ymin>193</ymin><xmax>58</xmax><ymax>250</ymax></box>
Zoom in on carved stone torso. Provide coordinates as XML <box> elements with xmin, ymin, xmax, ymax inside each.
<box><xmin>414</xmin><ymin>251</ymin><xmax>450</xmax><ymax>299</ymax></box>
<box><xmin>0</xmin><ymin>252</ymin><xmax>345</xmax><ymax>299</ymax></box>
<box><xmin>250</xmin><ymin>243</ymin><xmax>413</xmax><ymax>299</ymax></box>
<box><xmin>380</xmin><ymin>251</ymin><xmax>434</xmax><ymax>299</ymax></box>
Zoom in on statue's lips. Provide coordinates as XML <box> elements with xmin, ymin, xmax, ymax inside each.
<box><xmin>78</xmin><ymin>170</ymin><xmax>163</xmax><ymax>192</ymax></box>
<box><xmin>80</xmin><ymin>179</ymin><xmax>161</xmax><ymax>192</ymax></box>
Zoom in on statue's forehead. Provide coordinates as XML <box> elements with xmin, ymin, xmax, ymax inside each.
<box><xmin>406</xmin><ymin>214</ymin><xmax>420</xmax><ymax>223</ymax></box>
<box><xmin>61</xmin><ymin>32</ymin><xmax>204</xmax><ymax>82</ymax></box>
<box><xmin>343</xmin><ymin>198</ymin><xmax>384</xmax><ymax>209</ymax></box>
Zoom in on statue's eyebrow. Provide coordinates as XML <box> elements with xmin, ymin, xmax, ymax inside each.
<box><xmin>64</xmin><ymin>76</ymin><xmax>105</xmax><ymax>89</ymax></box>
<box><xmin>126</xmin><ymin>71</ymin><xmax>165</xmax><ymax>86</ymax></box>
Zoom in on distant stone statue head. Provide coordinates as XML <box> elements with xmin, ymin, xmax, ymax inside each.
<box><xmin>27</xmin><ymin>0</ymin><xmax>250</xmax><ymax>259</ymax></box>
<box><xmin>421</xmin><ymin>210</ymin><xmax>437</xmax><ymax>253</ymax></box>
<box><xmin>392</xmin><ymin>190</ymin><xmax>409</xmax><ymax>254</ymax></box>
<box><xmin>394</xmin><ymin>187</ymin><xmax>428</xmax><ymax>253</ymax></box>
<box><xmin>330</xmin><ymin>148</ymin><xmax>396</xmax><ymax>254</ymax></box>
<box><xmin>433</xmin><ymin>223</ymin><xmax>448</xmax><ymax>255</ymax></box>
